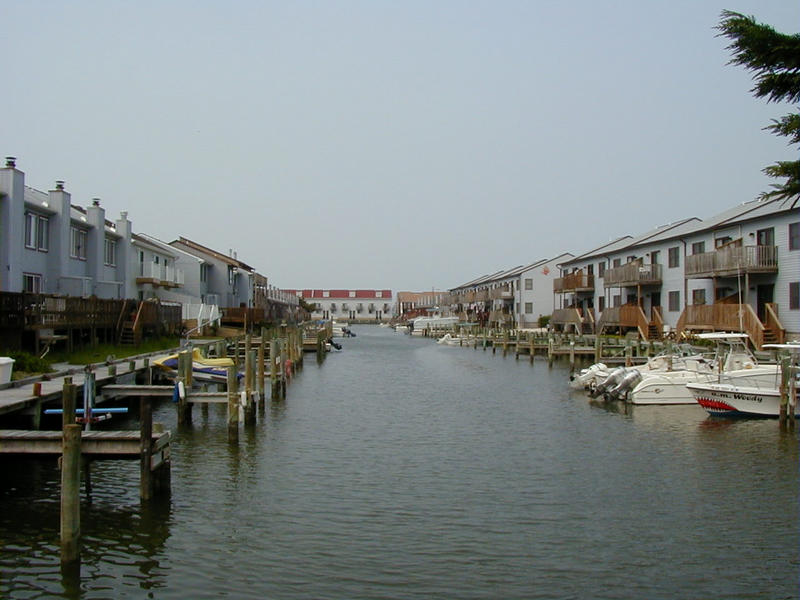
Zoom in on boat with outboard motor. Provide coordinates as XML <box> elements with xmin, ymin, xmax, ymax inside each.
<box><xmin>607</xmin><ymin>333</ymin><xmax>780</xmax><ymax>405</ymax></box>
<box><xmin>153</xmin><ymin>347</ymin><xmax>240</xmax><ymax>384</ymax></box>
<box><xmin>686</xmin><ymin>343</ymin><xmax>800</xmax><ymax>417</ymax></box>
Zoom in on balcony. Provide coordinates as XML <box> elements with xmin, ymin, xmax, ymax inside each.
<box><xmin>676</xmin><ymin>302</ymin><xmax>785</xmax><ymax>350</ymax></box>
<box><xmin>554</xmin><ymin>272</ymin><xmax>594</xmax><ymax>293</ymax></box>
<box><xmin>490</xmin><ymin>285</ymin><xmax>513</xmax><ymax>300</ymax></box>
<box><xmin>603</xmin><ymin>263</ymin><xmax>662</xmax><ymax>287</ymax></box>
<box><xmin>136</xmin><ymin>263</ymin><xmax>184</xmax><ymax>288</ymax></box>
<box><xmin>685</xmin><ymin>245</ymin><xmax>778</xmax><ymax>278</ymax></box>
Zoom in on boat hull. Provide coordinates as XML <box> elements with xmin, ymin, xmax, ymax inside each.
<box><xmin>686</xmin><ymin>382</ymin><xmax>797</xmax><ymax>418</ymax></box>
<box><xmin>628</xmin><ymin>366</ymin><xmax>780</xmax><ymax>405</ymax></box>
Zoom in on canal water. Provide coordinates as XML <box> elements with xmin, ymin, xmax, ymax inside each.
<box><xmin>1</xmin><ymin>325</ymin><xmax>798</xmax><ymax>599</ymax></box>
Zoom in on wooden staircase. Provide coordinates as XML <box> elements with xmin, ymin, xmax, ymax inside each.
<box><xmin>762</xmin><ymin>327</ymin><xmax>780</xmax><ymax>345</ymax></box>
<box><xmin>647</xmin><ymin>322</ymin><xmax>660</xmax><ymax>340</ymax></box>
<box><xmin>119</xmin><ymin>321</ymin><xmax>136</xmax><ymax>345</ymax></box>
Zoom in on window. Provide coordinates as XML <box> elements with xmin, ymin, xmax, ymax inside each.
<box><xmin>322</xmin><ymin>290</ymin><xmax>330</xmax><ymax>298</ymax></box>
<box><xmin>200</xmin><ymin>263</ymin><xmax>209</xmax><ymax>282</ymax></box>
<box><xmin>650</xmin><ymin>251</ymin><xmax>660</xmax><ymax>265</ymax></box>
<box><xmin>598</xmin><ymin>262</ymin><xmax>605</xmax><ymax>277</ymax></box>
<box><xmin>789</xmin><ymin>223</ymin><xmax>800</xmax><ymax>250</ymax></box>
<box><xmin>376</xmin><ymin>291</ymin><xmax>383</xmax><ymax>298</ymax></box>
<box><xmin>613</xmin><ymin>294</ymin><xmax>621</xmax><ymax>307</ymax></box>
<box><xmin>612</xmin><ymin>258</ymin><xmax>621</xmax><ymax>268</ymax></box>
<box><xmin>668</xmin><ymin>290</ymin><xmax>680</xmax><ymax>312</ymax></box>
<box><xmin>227</xmin><ymin>265</ymin><xmax>235</xmax><ymax>285</ymax></box>
<box><xmin>790</xmin><ymin>282</ymin><xmax>800</xmax><ymax>310</ymax></box>
<box><xmin>692</xmin><ymin>289</ymin><xmax>706</xmax><ymax>305</ymax></box>
<box><xmin>524</xmin><ymin>302</ymin><xmax>533</xmax><ymax>314</ymax></box>
<box><xmin>668</xmin><ymin>246</ymin><xmax>680</xmax><ymax>268</ymax></box>
<box><xmin>756</xmin><ymin>227</ymin><xmax>774</xmax><ymax>247</ymax></box>
<box><xmin>25</xmin><ymin>212</ymin><xmax>49</xmax><ymax>251</ymax></box>
<box><xmin>104</xmin><ymin>238</ymin><xmax>117</xmax><ymax>266</ymax></box>
<box><xmin>23</xmin><ymin>273</ymin><xmax>42</xmax><ymax>293</ymax></box>
<box><xmin>70</xmin><ymin>227</ymin><xmax>87</xmax><ymax>259</ymax></box>
<box><xmin>692</xmin><ymin>241</ymin><xmax>705</xmax><ymax>254</ymax></box>
<box><xmin>349</xmin><ymin>291</ymin><xmax>356</xmax><ymax>298</ymax></box>
<box><xmin>586</xmin><ymin>264</ymin><xmax>594</xmax><ymax>276</ymax></box>
<box><xmin>524</xmin><ymin>278</ymin><xmax>533</xmax><ymax>291</ymax></box>
<box><xmin>715</xmin><ymin>236</ymin><xmax>732</xmax><ymax>248</ymax></box>
<box><xmin>598</xmin><ymin>296</ymin><xmax>605</xmax><ymax>312</ymax></box>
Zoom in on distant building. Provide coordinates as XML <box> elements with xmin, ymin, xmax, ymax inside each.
<box><xmin>287</xmin><ymin>289</ymin><xmax>394</xmax><ymax>322</ymax></box>
<box><xmin>448</xmin><ymin>253</ymin><xmax>572</xmax><ymax>328</ymax></box>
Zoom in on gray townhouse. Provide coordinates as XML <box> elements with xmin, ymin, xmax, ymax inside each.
<box><xmin>1</xmin><ymin>157</ymin><xmax>130</xmax><ymax>298</ymax></box>
<box><xmin>553</xmin><ymin>197</ymin><xmax>799</xmax><ymax>348</ymax></box>
<box><xmin>448</xmin><ymin>253</ymin><xmax>572</xmax><ymax>329</ymax></box>
<box><xmin>169</xmin><ymin>237</ymin><xmax>257</xmax><ymax>309</ymax></box>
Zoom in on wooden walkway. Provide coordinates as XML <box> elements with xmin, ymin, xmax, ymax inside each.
<box><xmin>0</xmin><ymin>355</ymin><xmax>170</xmax><ymax>417</ymax></box>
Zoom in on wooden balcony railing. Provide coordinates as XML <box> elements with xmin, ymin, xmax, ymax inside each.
<box><xmin>553</xmin><ymin>272</ymin><xmax>595</xmax><ymax>293</ymax></box>
<box><xmin>490</xmin><ymin>285</ymin><xmax>513</xmax><ymax>300</ymax></box>
<box><xmin>675</xmin><ymin>302</ymin><xmax>784</xmax><ymax>349</ymax></box>
<box><xmin>603</xmin><ymin>263</ymin><xmax>662</xmax><ymax>287</ymax></box>
<box><xmin>685</xmin><ymin>245</ymin><xmax>778</xmax><ymax>278</ymax></box>
<box><xmin>550</xmin><ymin>308</ymin><xmax>583</xmax><ymax>327</ymax></box>
<box><xmin>597</xmin><ymin>304</ymin><xmax>650</xmax><ymax>339</ymax></box>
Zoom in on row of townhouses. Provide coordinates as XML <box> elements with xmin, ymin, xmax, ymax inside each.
<box><xmin>287</xmin><ymin>290</ymin><xmax>395</xmax><ymax>322</ymax></box>
<box><xmin>447</xmin><ymin>197</ymin><xmax>799</xmax><ymax>348</ymax></box>
<box><xmin>0</xmin><ymin>157</ymin><xmax>299</xmax><ymax>327</ymax></box>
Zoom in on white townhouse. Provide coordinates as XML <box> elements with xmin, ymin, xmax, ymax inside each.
<box><xmin>0</xmin><ymin>157</ymin><xmax>130</xmax><ymax>298</ymax></box>
<box><xmin>448</xmin><ymin>253</ymin><xmax>572</xmax><ymax>329</ymax></box>
<box><xmin>170</xmin><ymin>237</ymin><xmax>255</xmax><ymax>309</ymax></box>
<box><xmin>289</xmin><ymin>289</ymin><xmax>395</xmax><ymax>322</ymax></box>
<box><xmin>554</xmin><ymin>197</ymin><xmax>799</xmax><ymax>347</ymax></box>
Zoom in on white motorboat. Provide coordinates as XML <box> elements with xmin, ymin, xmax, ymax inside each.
<box><xmin>409</xmin><ymin>314</ymin><xmax>459</xmax><ymax>336</ymax></box>
<box><xmin>609</xmin><ymin>333</ymin><xmax>779</xmax><ymax>405</ymax></box>
<box><xmin>572</xmin><ymin>350</ymin><xmax>711</xmax><ymax>392</ymax></box>
<box><xmin>686</xmin><ymin>343</ymin><xmax>800</xmax><ymax>417</ymax></box>
<box><xmin>436</xmin><ymin>333</ymin><xmax>472</xmax><ymax>346</ymax></box>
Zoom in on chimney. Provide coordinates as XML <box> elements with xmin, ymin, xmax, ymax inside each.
<box><xmin>5</xmin><ymin>156</ymin><xmax>16</xmax><ymax>168</ymax></box>
<box><xmin>55</xmin><ymin>180</ymin><xmax>65</xmax><ymax>190</ymax></box>
<box><xmin>92</xmin><ymin>198</ymin><xmax>101</xmax><ymax>207</ymax></box>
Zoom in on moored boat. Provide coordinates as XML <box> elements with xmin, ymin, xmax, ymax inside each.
<box><xmin>153</xmin><ymin>348</ymin><xmax>240</xmax><ymax>384</ymax></box>
<box><xmin>687</xmin><ymin>343</ymin><xmax>800</xmax><ymax>417</ymax></box>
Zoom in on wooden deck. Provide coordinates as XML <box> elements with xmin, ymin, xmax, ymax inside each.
<box><xmin>0</xmin><ymin>354</ymin><xmax>174</xmax><ymax>417</ymax></box>
<box><xmin>0</xmin><ymin>429</ymin><xmax>170</xmax><ymax>463</ymax></box>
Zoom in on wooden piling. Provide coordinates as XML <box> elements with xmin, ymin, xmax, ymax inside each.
<box><xmin>270</xmin><ymin>339</ymin><xmax>279</xmax><ymax>400</ymax></box>
<box><xmin>245</xmin><ymin>347</ymin><xmax>256</xmax><ymax>425</ymax></box>
<box><xmin>140</xmin><ymin>397</ymin><xmax>153</xmax><ymax>500</ymax></box>
<box><xmin>62</xmin><ymin>378</ymin><xmax>76</xmax><ymax>428</ymax></box>
<box><xmin>227</xmin><ymin>365</ymin><xmax>239</xmax><ymax>438</ymax></box>
<box><xmin>60</xmin><ymin>423</ymin><xmax>81</xmax><ymax>564</ymax></box>
<box><xmin>257</xmin><ymin>330</ymin><xmax>266</xmax><ymax>414</ymax></box>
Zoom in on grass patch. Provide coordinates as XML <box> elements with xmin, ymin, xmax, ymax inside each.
<box><xmin>46</xmin><ymin>336</ymin><xmax>183</xmax><ymax>366</ymax></box>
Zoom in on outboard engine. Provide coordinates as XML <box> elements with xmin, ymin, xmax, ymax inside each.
<box><xmin>569</xmin><ymin>363</ymin><xmax>607</xmax><ymax>390</ymax></box>
<box><xmin>606</xmin><ymin>369</ymin><xmax>643</xmax><ymax>401</ymax></box>
<box><xmin>589</xmin><ymin>366</ymin><xmax>627</xmax><ymax>398</ymax></box>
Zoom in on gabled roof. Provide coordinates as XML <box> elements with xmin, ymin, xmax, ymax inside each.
<box><xmin>171</xmin><ymin>236</ymin><xmax>254</xmax><ymax>271</ymax></box>
<box><xmin>451</xmin><ymin>252</ymin><xmax>574</xmax><ymax>291</ymax></box>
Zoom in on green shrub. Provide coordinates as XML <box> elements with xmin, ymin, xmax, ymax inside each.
<box><xmin>6</xmin><ymin>351</ymin><xmax>53</xmax><ymax>375</ymax></box>
<box><xmin>538</xmin><ymin>315</ymin><xmax>551</xmax><ymax>328</ymax></box>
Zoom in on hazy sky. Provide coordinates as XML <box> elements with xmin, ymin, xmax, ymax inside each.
<box><xmin>4</xmin><ymin>1</ymin><xmax>798</xmax><ymax>293</ymax></box>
